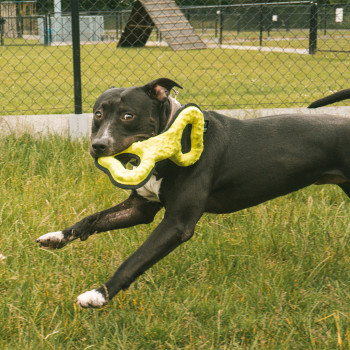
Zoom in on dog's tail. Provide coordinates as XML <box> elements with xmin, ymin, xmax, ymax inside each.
<box><xmin>308</xmin><ymin>88</ymin><xmax>350</xmax><ymax>108</ymax></box>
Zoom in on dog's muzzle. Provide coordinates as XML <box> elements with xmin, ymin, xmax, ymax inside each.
<box><xmin>95</xmin><ymin>104</ymin><xmax>205</xmax><ymax>189</ymax></box>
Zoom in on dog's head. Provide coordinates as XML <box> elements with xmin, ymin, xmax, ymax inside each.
<box><xmin>90</xmin><ymin>78</ymin><xmax>182</xmax><ymax>158</ymax></box>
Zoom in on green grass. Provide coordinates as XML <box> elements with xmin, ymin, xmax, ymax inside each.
<box><xmin>1</xmin><ymin>37</ymin><xmax>350</xmax><ymax>116</ymax></box>
<box><xmin>1</xmin><ymin>134</ymin><xmax>350</xmax><ymax>349</ymax></box>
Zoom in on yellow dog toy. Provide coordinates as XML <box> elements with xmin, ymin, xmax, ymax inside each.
<box><xmin>95</xmin><ymin>104</ymin><xmax>205</xmax><ymax>189</ymax></box>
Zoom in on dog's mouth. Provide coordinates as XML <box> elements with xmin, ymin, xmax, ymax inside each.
<box><xmin>114</xmin><ymin>153</ymin><xmax>141</xmax><ymax>170</ymax></box>
<box><xmin>90</xmin><ymin>146</ymin><xmax>141</xmax><ymax>169</ymax></box>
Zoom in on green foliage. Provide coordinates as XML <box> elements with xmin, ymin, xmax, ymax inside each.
<box><xmin>1</xmin><ymin>134</ymin><xmax>350</xmax><ymax>348</ymax></box>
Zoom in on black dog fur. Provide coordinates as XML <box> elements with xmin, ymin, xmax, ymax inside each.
<box><xmin>37</xmin><ymin>80</ymin><xmax>350</xmax><ymax>308</ymax></box>
<box><xmin>308</xmin><ymin>87</ymin><xmax>350</xmax><ymax>108</ymax></box>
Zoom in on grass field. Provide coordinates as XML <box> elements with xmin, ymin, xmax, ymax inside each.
<box><xmin>2</xmin><ymin>24</ymin><xmax>350</xmax><ymax>347</ymax></box>
<box><xmin>1</xmin><ymin>134</ymin><xmax>350</xmax><ymax>349</ymax></box>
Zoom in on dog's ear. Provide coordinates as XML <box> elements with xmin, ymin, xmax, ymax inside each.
<box><xmin>143</xmin><ymin>78</ymin><xmax>182</xmax><ymax>102</ymax></box>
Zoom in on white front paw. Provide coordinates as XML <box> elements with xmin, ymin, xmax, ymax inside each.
<box><xmin>36</xmin><ymin>231</ymin><xmax>69</xmax><ymax>249</ymax></box>
<box><xmin>76</xmin><ymin>289</ymin><xmax>108</xmax><ymax>308</ymax></box>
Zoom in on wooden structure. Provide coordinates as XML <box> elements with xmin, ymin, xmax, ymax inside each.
<box><xmin>118</xmin><ymin>0</ymin><xmax>206</xmax><ymax>51</ymax></box>
<box><xmin>19</xmin><ymin>1</ymin><xmax>37</xmax><ymax>34</ymax></box>
<box><xmin>0</xmin><ymin>1</ymin><xmax>37</xmax><ymax>38</ymax></box>
<box><xmin>0</xmin><ymin>2</ymin><xmax>16</xmax><ymax>38</ymax></box>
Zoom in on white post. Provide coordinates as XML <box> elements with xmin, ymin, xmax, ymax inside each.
<box><xmin>69</xmin><ymin>114</ymin><xmax>89</xmax><ymax>139</ymax></box>
<box><xmin>54</xmin><ymin>0</ymin><xmax>61</xmax><ymax>17</ymax></box>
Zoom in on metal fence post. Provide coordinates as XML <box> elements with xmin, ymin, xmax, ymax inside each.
<box><xmin>43</xmin><ymin>15</ymin><xmax>48</xmax><ymax>46</ymax></box>
<box><xmin>0</xmin><ymin>17</ymin><xmax>5</xmax><ymax>46</ymax></box>
<box><xmin>116</xmin><ymin>11</ymin><xmax>119</xmax><ymax>38</ymax></box>
<box><xmin>71</xmin><ymin>0</ymin><xmax>82</xmax><ymax>114</ymax></box>
<box><xmin>323</xmin><ymin>4</ymin><xmax>327</xmax><ymax>36</ymax></box>
<box><xmin>237</xmin><ymin>9</ymin><xmax>241</xmax><ymax>34</ymax></box>
<box><xmin>309</xmin><ymin>1</ymin><xmax>318</xmax><ymax>55</ymax></box>
<box><xmin>48</xmin><ymin>14</ymin><xmax>52</xmax><ymax>45</ymax></box>
<box><xmin>219</xmin><ymin>9</ymin><xmax>223</xmax><ymax>45</ymax></box>
<box><xmin>119</xmin><ymin>12</ymin><xmax>123</xmax><ymax>37</ymax></box>
<box><xmin>259</xmin><ymin>5</ymin><xmax>264</xmax><ymax>46</ymax></box>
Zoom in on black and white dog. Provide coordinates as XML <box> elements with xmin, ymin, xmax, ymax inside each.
<box><xmin>37</xmin><ymin>80</ymin><xmax>350</xmax><ymax>308</ymax></box>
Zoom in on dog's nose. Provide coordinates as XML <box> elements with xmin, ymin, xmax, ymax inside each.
<box><xmin>91</xmin><ymin>139</ymin><xmax>109</xmax><ymax>156</ymax></box>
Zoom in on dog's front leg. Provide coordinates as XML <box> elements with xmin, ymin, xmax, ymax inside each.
<box><xmin>76</xmin><ymin>209</ymin><xmax>203</xmax><ymax>308</ymax></box>
<box><xmin>36</xmin><ymin>193</ymin><xmax>162</xmax><ymax>249</ymax></box>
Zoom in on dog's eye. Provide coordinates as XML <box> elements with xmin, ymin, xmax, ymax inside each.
<box><xmin>95</xmin><ymin>111</ymin><xmax>102</xmax><ymax>119</ymax></box>
<box><xmin>122</xmin><ymin>113</ymin><xmax>134</xmax><ymax>121</ymax></box>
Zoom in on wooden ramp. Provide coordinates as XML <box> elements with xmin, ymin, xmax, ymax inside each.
<box><xmin>118</xmin><ymin>0</ymin><xmax>206</xmax><ymax>51</ymax></box>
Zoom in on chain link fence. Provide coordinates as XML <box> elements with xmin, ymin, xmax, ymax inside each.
<box><xmin>1</xmin><ymin>0</ymin><xmax>350</xmax><ymax>116</ymax></box>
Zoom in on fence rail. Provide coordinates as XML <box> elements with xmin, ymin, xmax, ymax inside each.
<box><xmin>0</xmin><ymin>0</ymin><xmax>350</xmax><ymax>116</ymax></box>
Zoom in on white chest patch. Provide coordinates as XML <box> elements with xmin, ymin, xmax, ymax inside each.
<box><xmin>136</xmin><ymin>175</ymin><xmax>162</xmax><ymax>202</ymax></box>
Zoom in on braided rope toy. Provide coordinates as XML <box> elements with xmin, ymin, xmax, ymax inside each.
<box><xmin>95</xmin><ymin>104</ymin><xmax>205</xmax><ymax>189</ymax></box>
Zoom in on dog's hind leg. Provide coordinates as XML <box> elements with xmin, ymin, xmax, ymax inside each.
<box><xmin>337</xmin><ymin>168</ymin><xmax>350</xmax><ymax>198</ymax></box>
<box><xmin>315</xmin><ymin>169</ymin><xmax>350</xmax><ymax>199</ymax></box>
<box><xmin>36</xmin><ymin>193</ymin><xmax>162</xmax><ymax>249</ymax></box>
<box><xmin>338</xmin><ymin>184</ymin><xmax>350</xmax><ymax>199</ymax></box>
